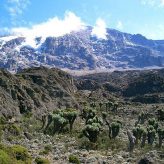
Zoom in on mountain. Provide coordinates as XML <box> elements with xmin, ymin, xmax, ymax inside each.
<box><xmin>0</xmin><ymin>27</ymin><xmax>164</xmax><ymax>72</ymax></box>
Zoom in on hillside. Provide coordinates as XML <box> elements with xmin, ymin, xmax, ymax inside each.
<box><xmin>1</xmin><ymin>67</ymin><xmax>163</xmax><ymax>118</ymax></box>
<box><xmin>76</xmin><ymin>68</ymin><xmax>164</xmax><ymax>103</ymax></box>
<box><xmin>0</xmin><ymin>67</ymin><xmax>78</xmax><ymax>118</ymax></box>
<box><xmin>0</xmin><ymin>67</ymin><xmax>164</xmax><ymax>164</ymax></box>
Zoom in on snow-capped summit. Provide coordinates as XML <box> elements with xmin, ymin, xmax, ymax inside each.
<box><xmin>0</xmin><ymin>27</ymin><xmax>164</xmax><ymax>72</ymax></box>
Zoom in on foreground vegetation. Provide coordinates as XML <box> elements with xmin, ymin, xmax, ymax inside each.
<box><xmin>0</xmin><ymin>101</ymin><xmax>164</xmax><ymax>163</ymax></box>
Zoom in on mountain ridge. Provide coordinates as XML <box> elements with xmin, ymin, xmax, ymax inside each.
<box><xmin>0</xmin><ymin>27</ymin><xmax>164</xmax><ymax>73</ymax></box>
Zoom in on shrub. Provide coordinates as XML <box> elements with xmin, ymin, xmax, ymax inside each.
<box><xmin>11</xmin><ymin>145</ymin><xmax>31</xmax><ymax>162</ymax></box>
<box><xmin>63</xmin><ymin>108</ymin><xmax>78</xmax><ymax>132</ymax></box>
<box><xmin>83</xmin><ymin>123</ymin><xmax>101</xmax><ymax>143</ymax></box>
<box><xmin>0</xmin><ymin>150</ymin><xmax>11</xmax><ymax>164</ymax></box>
<box><xmin>132</xmin><ymin>125</ymin><xmax>145</xmax><ymax>145</ymax></box>
<box><xmin>148</xmin><ymin>118</ymin><xmax>158</xmax><ymax>131</ymax></box>
<box><xmin>147</xmin><ymin>126</ymin><xmax>156</xmax><ymax>145</ymax></box>
<box><xmin>0</xmin><ymin>117</ymin><xmax>6</xmax><ymax>124</ymax></box>
<box><xmin>81</xmin><ymin>108</ymin><xmax>96</xmax><ymax>124</ymax></box>
<box><xmin>8</xmin><ymin>124</ymin><xmax>21</xmax><ymax>136</ymax></box>
<box><xmin>35</xmin><ymin>157</ymin><xmax>50</xmax><ymax>164</ymax></box>
<box><xmin>44</xmin><ymin>109</ymin><xmax>78</xmax><ymax>135</ymax></box>
<box><xmin>0</xmin><ymin>144</ymin><xmax>31</xmax><ymax>164</ymax></box>
<box><xmin>111</xmin><ymin>122</ymin><xmax>120</xmax><ymax>139</ymax></box>
<box><xmin>83</xmin><ymin>114</ymin><xmax>102</xmax><ymax>143</ymax></box>
<box><xmin>69</xmin><ymin>154</ymin><xmax>80</xmax><ymax>164</ymax></box>
<box><xmin>87</xmin><ymin>116</ymin><xmax>103</xmax><ymax>126</ymax></box>
<box><xmin>53</xmin><ymin>114</ymin><xmax>68</xmax><ymax>134</ymax></box>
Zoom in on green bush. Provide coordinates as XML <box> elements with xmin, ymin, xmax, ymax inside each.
<box><xmin>35</xmin><ymin>157</ymin><xmax>50</xmax><ymax>164</ymax></box>
<box><xmin>148</xmin><ymin>118</ymin><xmax>158</xmax><ymax>131</ymax></box>
<box><xmin>0</xmin><ymin>150</ymin><xmax>11</xmax><ymax>164</ymax></box>
<box><xmin>111</xmin><ymin>122</ymin><xmax>120</xmax><ymax>139</ymax></box>
<box><xmin>8</xmin><ymin>124</ymin><xmax>21</xmax><ymax>136</ymax></box>
<box><xmin>83</xmin><ymin>114</ymin><xmax>102</xmax><ymax>143</ymax></box>
<box><xmin>0</xmin><ymin>117</ymin><xmax>6</xmax><ymax>125</ymax></box>
<box><xmin>81</xmin><ymin>108</ymin><xmax>96</xmax><ymax>124</ymax></box>
<box><xmin>11</xmin><ymin>145</ymin><xmax>31</xmax><ymax>162</ymax></box>
<box><xmin>147</xmin><ymin>126</ymin><xmax>156</xmax><ymax>145</ymax></box>
<box><xmin>69</xmin><ymin>154</ymin><xmax>80</xmax><ymax>164</ymax></box>
<box><xmin>83</xmin><ymin>123</ymin><xmax>101</xmax><ymax>143</ymax></box>
<box><xmin>0</xmin><ymin>144</ymin><xmax>31</xmax><ymax>164</ymax></box>
<box><xmin>63</xmin><ymin>108</ymin><xmax>78</xmax><ymax>132</ymax></box>
<box><xmin>133</xmin><ymin>125</ymin><xmax>144</xmax><ymax>144</ymax></box>
<box><xmin>53</xmin><ymin>114</ymin><xmax>68</xmax><ymax>134</ymax></box>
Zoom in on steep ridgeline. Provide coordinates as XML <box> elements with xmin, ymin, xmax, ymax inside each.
<box><xmin>0</xmin><ymin>67</ymin><xmax>78</xmax><ymax>118</ymax></box>
<box><xmin>0</xmin><ymin>27</ymin><xmax>164</xmax><ymax>72</ymax></box>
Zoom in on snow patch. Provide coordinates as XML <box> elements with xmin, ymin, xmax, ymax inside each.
<box><xmin>0</xmin><ymin>35</ymin><xmax>18</xmax><ymax>42</ymax></box>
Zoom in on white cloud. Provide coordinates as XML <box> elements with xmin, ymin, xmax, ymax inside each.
<box><xmin>116</xmin><ymin>21</ymin><xmax>123</xmax><ymax>30</ymax></box>
<box><xmin>10</xmin><ymin>12</ymin><xmax>86</xmax><ymax>47</ymax></box>
<box><xmin>91</xmin><ymin>18</ymin><xmax>107</xmax><ymax>39</ymax></box>
<box><xmin>11</xmin><ymin>12</ymin><xmax>85</xmax><ymax>37</ymax></box>
<box><xmin>141</xmin><ymin>0</ymin><xmax>164</xmax><ymax>7</ymax></box>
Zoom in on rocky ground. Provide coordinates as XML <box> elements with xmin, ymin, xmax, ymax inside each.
<box><xmin>1</xmin><ymin>103</ymin><xmax>164</xmax><ymax>164</ymax></box>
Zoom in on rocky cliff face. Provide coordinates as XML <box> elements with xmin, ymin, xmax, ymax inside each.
<box><xmin>0</xmin><ymin>27</ymin><xmax>164</xmax><ymax>72</ymax></box>
<box><xmin>0</xmin><ymin>67</ymin><xmax>78</xmax><ymax>118</ymax></box>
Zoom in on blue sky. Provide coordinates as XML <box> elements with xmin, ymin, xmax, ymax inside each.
<box><xmin>0</xmin><ymin>0</ymin><xmax>164</xmax><ymax>39</ymax></box>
